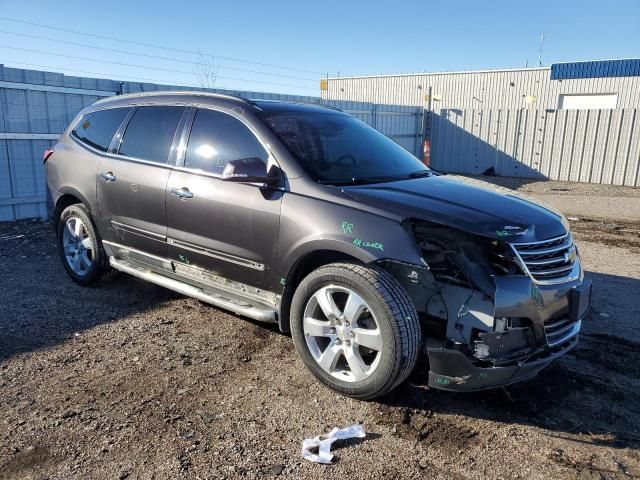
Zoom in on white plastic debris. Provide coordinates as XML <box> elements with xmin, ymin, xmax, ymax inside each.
<box><xmin>0</xmin><ymin>234</ymin><xmax>24</xmax><ymax>241</ymax></box>
<box><xmin>301</xmin><ymin>424</ymin><xmax>366</xmax><ymax>464</ymax></box>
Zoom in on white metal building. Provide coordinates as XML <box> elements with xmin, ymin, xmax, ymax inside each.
<box><xmin>321</xmin><ymin>60</ymin><xmax>640</xmax><ymax>110</ymax></box>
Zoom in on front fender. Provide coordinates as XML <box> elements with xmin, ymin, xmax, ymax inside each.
<box><xmin>276</xmin><ymin>193</ymin><xmax>424</xmax><ymax>285</ymax></box>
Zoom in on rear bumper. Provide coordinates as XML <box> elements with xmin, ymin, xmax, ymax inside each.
<box><xmin>426</xmin><ymin>326</ymin><xmax>579</xmax><ymax>391</ymax></box>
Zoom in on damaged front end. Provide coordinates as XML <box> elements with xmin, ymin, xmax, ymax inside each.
<box><xmin>380</xmin><ymin>220</ymin><xmax>591</xmax><ymax>391</ymax></box>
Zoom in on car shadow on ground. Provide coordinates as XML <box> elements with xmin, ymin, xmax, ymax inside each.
<box><xmin>0</xmin><ymin>273</ymin><xmax>183</xmax><ymax>362</ymax></box>
<box><xmin>0</xmin><ymin>221</ymin><xmax>201</xmax><ymax>362</ymax></box>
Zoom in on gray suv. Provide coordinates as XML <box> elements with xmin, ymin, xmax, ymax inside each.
<box><xmin>45</xmin><ymin>92</ymin><xmax>591</xmax><ymax>399</ymax></box>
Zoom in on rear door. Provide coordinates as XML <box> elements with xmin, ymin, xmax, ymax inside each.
<box><xmin>97</xmin><ymin>105</ymin><xmax>187</xmax><ymax>257</ymax></box>
<box><xmin>166</xmin><ymin>107</ymin><xmax>283</xmax><ymax>290</ymax></box>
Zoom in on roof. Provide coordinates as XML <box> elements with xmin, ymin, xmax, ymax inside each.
<box><xmin>328</xmin><ymin>66</ymin><xmax>550</xmax><ymax>80</ymax></box>
<box><xmin>328</xmin><ymin>58</ymin><xmax>640</xmax><ymax>81</ymax></box>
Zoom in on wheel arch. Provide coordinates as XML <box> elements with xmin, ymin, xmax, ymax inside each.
<box><xmin>53</xmin><ymin>191</ymin><xmax>86</xmax><ymax>228</ymax></box>
<box><xmin>278</xmin><ymin>249</ymin><xmax>365</xmax><ymax>333</ymax></box>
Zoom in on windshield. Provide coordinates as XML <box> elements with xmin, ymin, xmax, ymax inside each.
<box><xmin>259</xmin><ymin>111</ymin><xmax>430</xmax><ymax>184</ymax></box>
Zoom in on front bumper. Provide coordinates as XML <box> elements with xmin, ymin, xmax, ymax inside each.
<box><xmin>426</xmin><ymin>322</ymin><xmax>580</xmax><ymax>391</ymax></box>
<box><xmin>425</xmin><ymin>275</ymin><xmax>591</xmax><ymax>392</ymax></box>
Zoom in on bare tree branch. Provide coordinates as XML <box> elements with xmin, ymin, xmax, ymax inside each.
<box><xmin>193</xmin><ymin>50</ymin><xmax>219</xmax><ymax>89</ymax></box>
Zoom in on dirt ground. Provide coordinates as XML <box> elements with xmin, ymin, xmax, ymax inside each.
<box><xmin>1</xmin><ymin>177</ymin><xmax>640</xmax><ymax>479</ymax></box>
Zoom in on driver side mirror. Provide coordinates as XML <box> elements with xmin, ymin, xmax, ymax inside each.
<box><xmin>221</xmin><ymin>158</ymin><xmax>281</xmax><ymax>186</ymax></box>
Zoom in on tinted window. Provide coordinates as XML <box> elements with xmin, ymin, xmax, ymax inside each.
<box><xmin>260</xmin><ymin>111</ymin><xmax>428</xmax><ymax>184</ymax></box>
<box><xmin>71</xmin><ymin>107</ymin><xmax>130</xmax><ymax>152</ymax></box>
<box><xmin>119</xmin><ymin>106</ymin><xmax>185</xmax><ymax>163</ymax></box>
<box><xmin>185</xmin><ymin>109</ymin><xmax>268</xmax><ymax>174</ymax></box>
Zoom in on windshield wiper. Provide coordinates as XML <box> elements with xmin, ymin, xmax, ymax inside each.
<box><xmin>408</xmin><ymin>169</ymin><xmax>433</xmax><ymax>178</ymax></box>
<box><xmin>319</xmin><ymin>170</ymin><xmax>436</xmax><ymax>186</ymax></box>
<box><xmin>318</xmin><ymin>176</ymin><xmax>406</xmax><ymax>186</ymax></box>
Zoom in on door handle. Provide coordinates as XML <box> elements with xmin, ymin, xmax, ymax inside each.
<box><xmin>171</xmin><ymin>187</ymin><xmax>194</xmax><ymax>199</ymax></box>
<box><xmin>99</xmin><ymin>171</ymin><xmax>116</xmax><ymax>182</ymax></box>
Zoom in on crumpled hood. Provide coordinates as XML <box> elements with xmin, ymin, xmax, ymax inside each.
<box><xmin>342</xmin><ymin>175</ymin><xmax>568</xmax><ymax>241</ymax></box>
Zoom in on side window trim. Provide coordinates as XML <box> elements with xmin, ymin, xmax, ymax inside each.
<box><xmin>175</xmin><ymin>105</ymin><xmax>275</xmax><ymax>176</ymax></box>
<box><xmin>170</xmin><ymin>106</ymin><xmax>195</xmax><ymax>167</ymax></box>
<box><xmin>108</xmin><ymin>106</ymin><xmax>137</xmax><ymax>154</ymax></box>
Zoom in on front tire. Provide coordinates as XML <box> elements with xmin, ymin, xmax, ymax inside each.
<box><xmin>290</xmin><ymin>262</ymin><xmax>422</xmax><ymax>400</ymax></box>
<box><xmin>57</xmin><ymin>204</ymin><xmax>116</xmax><ymax>286</ymax></box>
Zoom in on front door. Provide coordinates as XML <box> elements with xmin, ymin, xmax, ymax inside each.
<box><xmin>97</xmin><ymin>105</ymin><xmax>186</xmax><ymax>257</ymax></box>
<box><xmin>166</xmin><ymin>107</ymin><xmax>282</xmax><ymax>290</ymax></box>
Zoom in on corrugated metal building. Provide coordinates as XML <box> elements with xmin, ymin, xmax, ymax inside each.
<box><xmin>322</xmin><ymin>60</ymin><xmax>640</xmax><ymax>186</ymax></box>
<box><xmin>322</xmin><ymin>60</ymin><xmax>640</xmax><ymax>110</ymax></box>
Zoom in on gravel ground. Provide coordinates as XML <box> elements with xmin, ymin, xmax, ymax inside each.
<box><xmin>1</xmin><ymin>179</ymin><xmax>639</xmax><ymax>479</ymax></box>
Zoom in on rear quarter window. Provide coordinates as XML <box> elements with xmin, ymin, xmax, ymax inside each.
<box><xmin>71</xmin><ymin>107</ymin><xmax>131</xmax><ymax>152</ymax></box>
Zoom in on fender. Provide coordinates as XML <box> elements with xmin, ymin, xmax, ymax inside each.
<box><xmin>55</xmin><ymin>185</ymin><xmax>93</xmax><ymax>214</ymax></box>
<box><xmin>54</xmin><ymin>185</ymin><xmax>108</xmax><ymax>236</ymax></box>
<box><xmin>46</xmin><ymin>137</ymin><xmax>103</xmax><ymax>231</ymax></box>
<box><xmin>276</xmin><ymin>192</ymin><xmax>425</xmax><ymax>289</ymax></box>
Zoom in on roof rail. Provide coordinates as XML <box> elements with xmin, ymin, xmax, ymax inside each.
<box><xmin>94</xmin><ymin>90</ymin><xmax>257</xmax><ymax>107</ymax></box>
<box><xmin>249</xmin><ymin>98</ymin><xmax>343</xmax><ymax>112</ymax></box>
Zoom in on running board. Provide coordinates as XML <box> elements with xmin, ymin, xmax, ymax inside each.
<box><xmin>109</xmin><ymin>257</ymin><xmax>277</xmax><ymax>323</ymax></box>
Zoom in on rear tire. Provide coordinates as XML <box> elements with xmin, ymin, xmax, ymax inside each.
<box><xmin>290</xmin><ymin>262</ymin><xmax>421</xmax><ymax>400</ymax></box>
<box><xmin>57</xmin><ymin>204</ymin><xmax>116</xmax><ymax>286</ymax></box>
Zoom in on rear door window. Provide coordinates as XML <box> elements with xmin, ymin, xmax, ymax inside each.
<box><xmin>71</xmin><ymin>107</ymin><xmax>131</xmax><ymax>152</ymax></box>
<box><xmin>118</xmin><ymin>106</ymin><xmax>185</xmax><ymax>163</ymax></box>
<box><xmin>184</xmin><ymin>108</ymin><xmax>268</xmax><ymax>175</ymax></box>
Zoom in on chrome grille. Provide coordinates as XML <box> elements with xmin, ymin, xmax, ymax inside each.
<box><xmin>510</xmin><ymin>233</ymin><xmax>579</xmax><ymax>284</ymax></box>
<box><xmin>544</xmin><ymin>318</ymin><xmax>581</xmax><ymax>347</ymax></box>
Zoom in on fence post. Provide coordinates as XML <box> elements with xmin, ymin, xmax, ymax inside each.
<box><xmin>0</xmin><ymin>83</ymin><xmax>16</xmax><ymax>220</ymax></box>
<box><xmin>421</xmin><ymin>86</ymin><xmax>432</xmax><ymax>165</ymax></box>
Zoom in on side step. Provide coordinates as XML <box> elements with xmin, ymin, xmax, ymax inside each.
<box><xmin>109</xmin><ymin>257</ymin><xmax>277</xmax><ymax>323</ymax></box>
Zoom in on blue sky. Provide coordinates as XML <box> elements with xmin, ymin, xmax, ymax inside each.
<box><xmin>0</xmin><ymin>0</ymin><xmax>638</xmax><ymax>95</ymax></box>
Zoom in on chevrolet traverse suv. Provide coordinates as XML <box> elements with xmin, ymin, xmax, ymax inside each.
<box><xmin>45</xmin><ymin>92</ymin><xmax>592</xmax><ymax>399</ymax></box>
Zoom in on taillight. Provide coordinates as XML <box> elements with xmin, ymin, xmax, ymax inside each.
<box><xmin>43</xmin><ymin>149</ymin><xmax>54</xmax><ymax>163</ymax></box>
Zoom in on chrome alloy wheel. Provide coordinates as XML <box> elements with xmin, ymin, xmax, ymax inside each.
<box><xmin>302</xmin><ymin>285</ymin><xmax>383</xmax><ymax>382</ymax></box>
<box><xmin>62</xmin><ymin>217</ymin><xmax>93</xmax><ymax>275</ymax></box>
